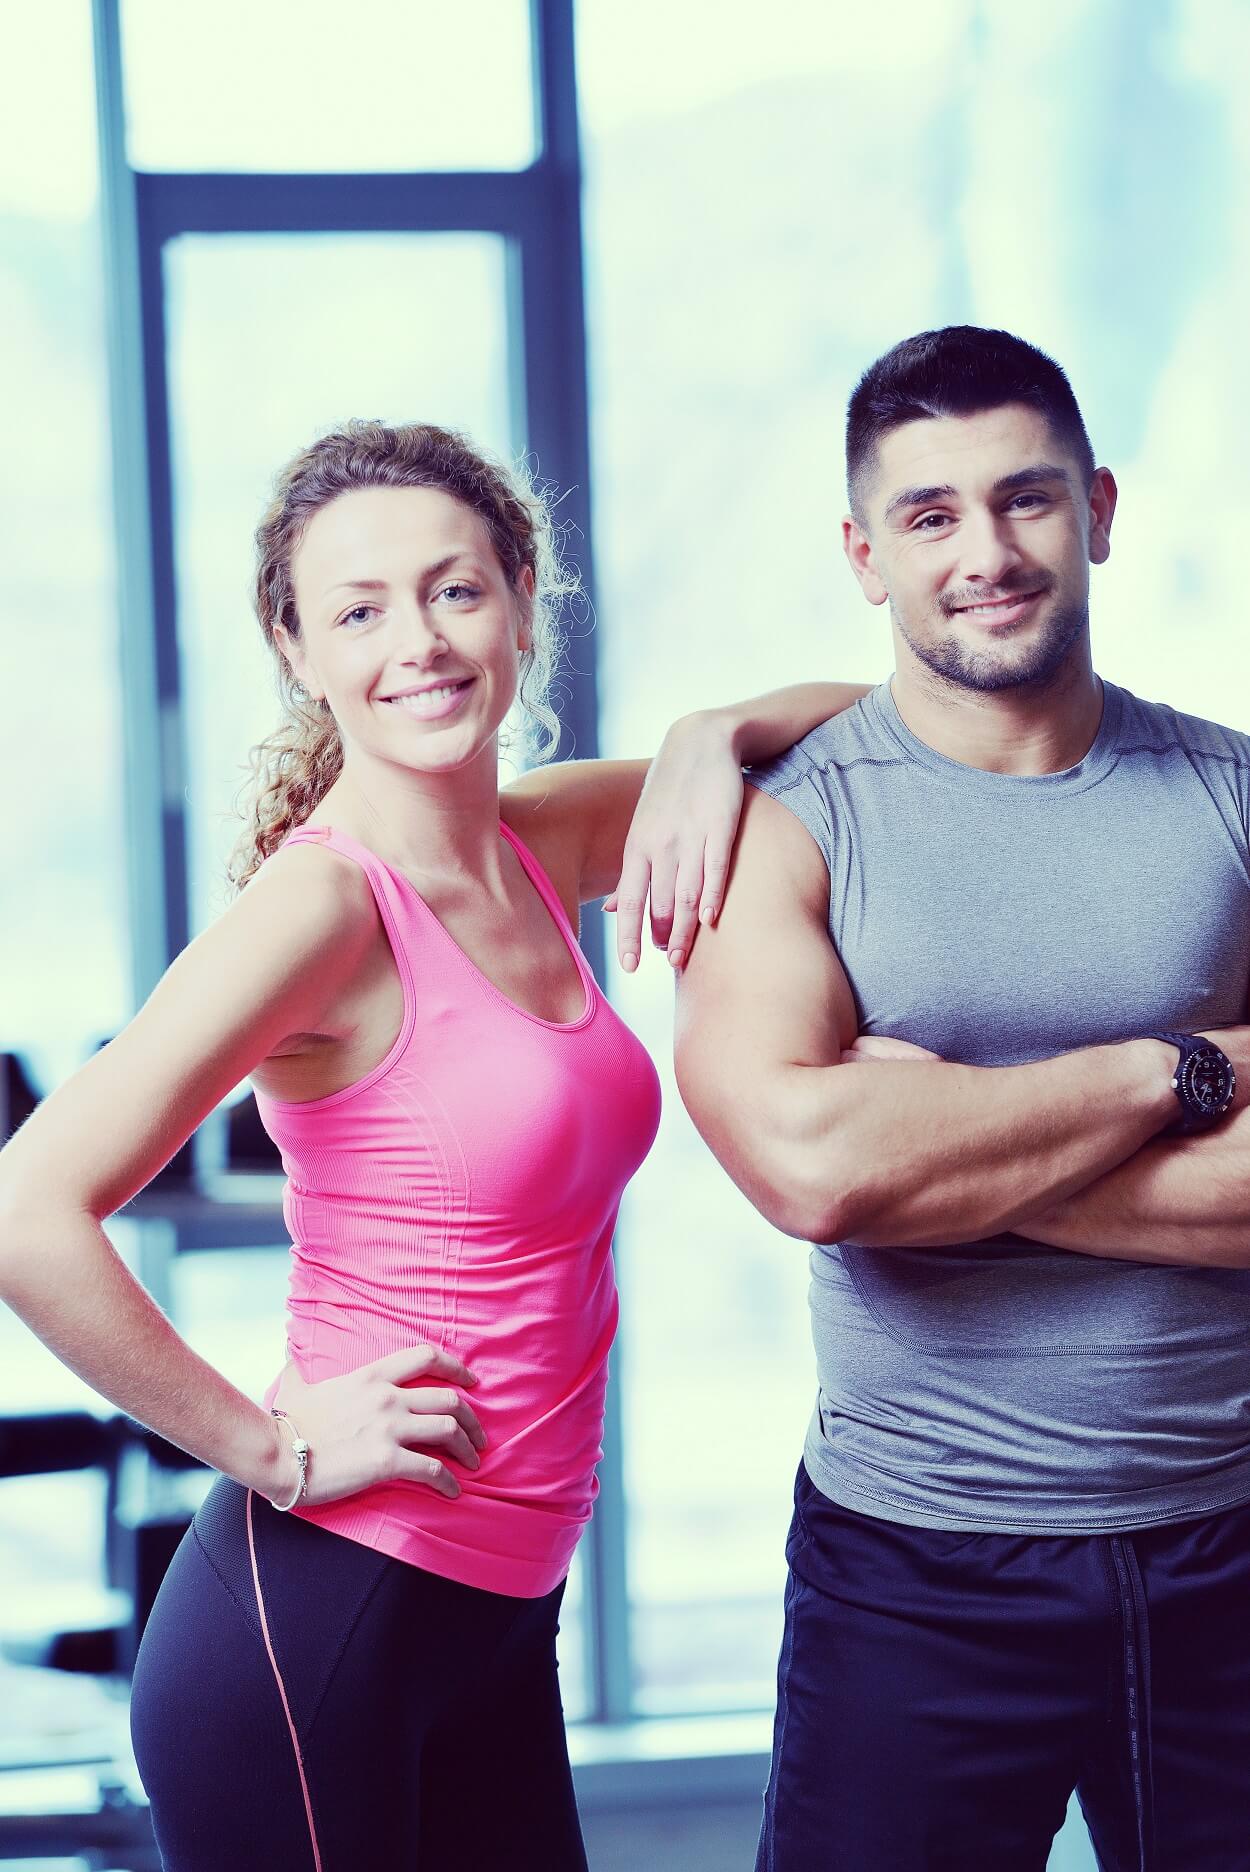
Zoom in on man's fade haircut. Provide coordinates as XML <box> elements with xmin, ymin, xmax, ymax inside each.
<box><xmin>845</xmin><ymin>325</ymin><xmax>1096</xmax><ymax>523</ymax></box>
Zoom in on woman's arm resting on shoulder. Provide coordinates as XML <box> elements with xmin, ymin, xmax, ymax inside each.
<box><xmin>0</xmin><ymin>846</ymin><xmax>484</xmax><ymax>1506</ymax></box>
<box><xmin>504</xmin><ymin>680</ymin><xmax>872</xmax><ymax>974</ymax></box>
<box><xmin>609</xmin><ymin>682</ymin><xmax>874</xmax><ymax>971</ymax></box>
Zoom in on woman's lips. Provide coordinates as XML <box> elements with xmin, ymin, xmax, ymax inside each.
<box><xmin>379</xmin><ymin>678</ymin><xmax>474</xmax><ymax>721</ymax></box>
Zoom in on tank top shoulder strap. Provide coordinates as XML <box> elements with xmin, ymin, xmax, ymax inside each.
<box><xmin>280</xmin><ymin>820</ymin><xmax>395</xmax><ymax>885</ymax></box>
<box><xmin>499</xmin><ymin>820</ymin><xmax>580</xmax><ymax>944</ymax></box>
<box><xmin>276</xmin><ymin>823</ymin><xmax>419</xmax><ymax>1017</ymax></box>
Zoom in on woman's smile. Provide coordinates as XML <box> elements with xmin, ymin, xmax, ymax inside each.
<box><xmin>378</xmin><ymin>677</ymin><xmax>476</xmax><ymax>722</ymax></box>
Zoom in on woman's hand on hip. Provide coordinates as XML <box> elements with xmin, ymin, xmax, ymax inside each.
<box><xmin>269</xmin><ymin>1343</ymin><xmax>486</xmax><ymax>1507</ymax></box>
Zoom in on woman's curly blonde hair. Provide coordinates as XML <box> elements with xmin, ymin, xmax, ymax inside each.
<box><xmin>230</xmin><ymin>420</ymin><xmax>571</xmax><ymax>888</ymax></box>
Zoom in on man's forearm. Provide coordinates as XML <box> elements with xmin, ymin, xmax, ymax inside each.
<box><xmin>760</xmin><ymin>1041</ymin><xmax>1179</xmax><ymax>1248</ymax></box>
<box><xmin>1012</xmin><ymin>1107</ymin><xmax>1250</xmax><ymax>1266</ymax></box>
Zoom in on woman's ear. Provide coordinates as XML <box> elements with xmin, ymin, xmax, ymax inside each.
<box><xmin>515</xmin><ymin>566</ymin><xmax>536</xmax><ymax>653</ymax></box>
<box><xmin>273</xmin><ymin>622</ymin><xmax>325</xmax><ymax>700</ymax></box>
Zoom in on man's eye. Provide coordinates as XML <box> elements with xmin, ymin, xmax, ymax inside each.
<box><xmin>914</xmin><ymin>513</ymin><xmax>951</xmax><ymax>531</ymax></box>
<box><xmin>1009</xmin><ymin>493</ymin><xmax>1047</xmax><ymax>511</ymax></box>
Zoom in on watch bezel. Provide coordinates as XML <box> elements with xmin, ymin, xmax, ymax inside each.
<box><xmin>1175</xmin><ymin>1042</ymin><xmax>1237</xmax><ymax>1123</ymax></box>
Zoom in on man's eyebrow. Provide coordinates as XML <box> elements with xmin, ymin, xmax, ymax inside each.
<box><xmin>991</xmin><ymin>462</ymin><xmax>1071</xmax><ymax>494</ymax></box>
<box><xmin>882</xmin><ymin>484</ymin><xmax>957</xmax><ymax>524</ymax></box>
<box><xmin>881</xmin><ymin>462</ymin><xmax>1073</xmax><ymax>526</ymax></box>
<box><xmin>325</xmin><ymin>553</ymin><xmax>477</xmax><ymax>599</ymax></box>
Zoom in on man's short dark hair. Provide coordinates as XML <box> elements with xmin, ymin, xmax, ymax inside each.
<box><xmin>846</xmin><ymin>326</ymin><xmax>1096</xmax><ymax>520</ymax></box>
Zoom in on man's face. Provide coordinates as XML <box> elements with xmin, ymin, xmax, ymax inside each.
<box><xmin>843</xmin><ymin>404</ymin><xmax>1116</xmax><ymax>693</ymax></box>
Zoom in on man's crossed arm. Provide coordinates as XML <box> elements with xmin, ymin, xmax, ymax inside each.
<box><xmin>1012</xmin><ymin>1118</ymin><xmax>1250</xmax><ymax>1264</ymax></box>
<box><xmin>674</xmin><ymin>788</ymin><xmax>1250</xmax><ymax>1268</ymax></box>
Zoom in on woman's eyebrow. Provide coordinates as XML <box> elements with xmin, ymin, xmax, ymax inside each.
<box><xmin>326</xmin><ymin>577</ymin><xmax>389</xmax><ymax>596</ymax></box>
<box><xmin>324</xmin><ymin>554</ymin><xmax>480</xmax><ymax>600</ymax></box>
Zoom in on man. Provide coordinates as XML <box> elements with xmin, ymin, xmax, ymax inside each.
<box><xmin>675</xmin><ymin>326</ymin><xmax>1250</xmax><ymax>1872</ymax></box>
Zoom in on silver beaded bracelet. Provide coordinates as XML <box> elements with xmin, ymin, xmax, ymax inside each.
<box><xmin>270</xmin><ymin>1407</ymin><xmax>310</xmax><ymax>1512</ymax></box>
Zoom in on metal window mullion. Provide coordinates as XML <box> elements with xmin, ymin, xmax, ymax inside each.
<box><xmin>525</xmin><ymin>0</ymin><xmax>633</xmax><ymax>1727</ymax></box>
<box><xmin>92</xmin><ymin>0</ymin><xmax>191</xmax><ymax>1005</ymax></box>
<box><xmin>138</xmin><ymin>169</ymin><xmax>543</xmax><ymax>241</ymax></box>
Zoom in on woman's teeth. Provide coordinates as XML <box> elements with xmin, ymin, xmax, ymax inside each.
<box><xmin>384</xmin><ymin>684</ymin><xmax>464</xmax><ymax>712</ymax></box>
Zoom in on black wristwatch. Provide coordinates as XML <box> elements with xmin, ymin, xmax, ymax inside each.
<box><xmin>1148</xmin><ymin>1032</ymin><xmax>1237</xmax><ymax>1133</ymax></box>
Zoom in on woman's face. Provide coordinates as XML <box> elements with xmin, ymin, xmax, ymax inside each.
<box><xmin>281</xmin><ymin>485</ymin><xmax>532</xmax><ymax>778</ymax></box>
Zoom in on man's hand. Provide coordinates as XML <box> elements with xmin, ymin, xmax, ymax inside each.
<box><xmin>841</xmin><ymin>1036</ymin><xmax>942</xmax><ymax>1065</ymax></box>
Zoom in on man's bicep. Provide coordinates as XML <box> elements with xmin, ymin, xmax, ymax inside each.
<box><xmin>674</xmin><ymin>790</ymin><xmax>856</xmax><ymax>1213</ymax></box>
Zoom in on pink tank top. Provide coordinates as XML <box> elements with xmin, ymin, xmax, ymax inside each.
<box><xmin>255</xmin><ymin>820</ymin><xmax>661</xmax><ymax>1597</ymax></box>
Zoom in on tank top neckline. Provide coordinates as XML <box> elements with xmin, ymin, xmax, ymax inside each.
<box><xmin>290</xmin><ymin>817</ymin><xmax>598</xmax><ymax>1035</ymax></box>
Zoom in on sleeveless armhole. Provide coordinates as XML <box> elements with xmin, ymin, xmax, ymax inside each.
<box><xmin>258</xmin><ymin>824</ymin><xmax>419</xmax><ymax>1113</ymax></box>
<box><xmin>498</xmin><ymin>821</ymin><xmax>598</xmax><ymax>999</ymax></box>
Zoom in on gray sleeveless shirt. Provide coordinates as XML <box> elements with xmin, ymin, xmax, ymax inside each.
<box><xmin>748</xmin><ymin>679</ymin><xmax>1250</xmax><ymax>1532</ymax></box>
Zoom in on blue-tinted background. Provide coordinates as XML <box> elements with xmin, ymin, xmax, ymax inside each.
<box><xmin>4</xmin><ymin>5</ymin><xmax>1247</xmax><ymax>1865</ymax></box>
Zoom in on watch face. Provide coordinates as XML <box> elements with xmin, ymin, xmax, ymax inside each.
<box><xmin>1179</xmin><ymin>1045</ymin><xmax>1237</xmax><ymax>1118</ymax></box>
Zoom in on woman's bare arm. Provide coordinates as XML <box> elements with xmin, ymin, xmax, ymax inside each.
<box><xmin>0</xmin><ymin>847</ymin><xmax>482</xmax><ymax>1503</ymax></box>
<box><xmin>503</xmin><ymin>680</ymin><xmax>873</xmax><ymax>969</ymax></box>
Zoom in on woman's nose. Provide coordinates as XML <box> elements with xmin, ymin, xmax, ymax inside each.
<box><xmin>392</xmin><ymin>603</ymin><xmax>449</xmax><ymax>663</ymax></box>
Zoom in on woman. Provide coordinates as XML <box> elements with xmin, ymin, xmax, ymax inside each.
<box><xmin>0</xmin><ymin>421</ymin><xmax>865</xmax><ymax>1869</ymax></box>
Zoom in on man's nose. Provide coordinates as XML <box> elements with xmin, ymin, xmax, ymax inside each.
<box><xmin>956</xmin><ymin>510</ymin><xmax>1024</xmax><ymax>587</ymax></box>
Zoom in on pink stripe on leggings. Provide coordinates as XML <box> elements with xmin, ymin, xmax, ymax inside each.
<box><xmin>245</xmin><ymin>1489</ymin><xmax>324</xmax><ymax>1872</ymax></box>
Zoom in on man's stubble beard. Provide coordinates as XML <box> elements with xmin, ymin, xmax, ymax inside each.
<box><xmin>892</xmin><ymin>596</ymin><xmax>1090</xmax><ymax>695</ymax></box>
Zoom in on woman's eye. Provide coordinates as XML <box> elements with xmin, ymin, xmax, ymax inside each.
<box><xmin>339</xmin><ymin>605</ymin><xmax>375</xmax><ymax>628</ymax></box>
<box><xmin>438</xmin><ymin>582</ymin><xmax>478</xmax><ymax>604</ymax></box>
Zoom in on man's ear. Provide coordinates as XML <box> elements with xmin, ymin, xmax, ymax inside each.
<box><xmin>1087</xmin><ymin>467</ymin><xmax>1117</xmax><ymax>567</ymax></box>
<box><xmin>516</xmin><ymin>565</ymin><xmax>536</xmax><ymax>653</ymax></box>
<box><xmin>273</xmin><ymin>622</ymin><xmax>325</xmax><ymax>700</ymax></box>
<box><xmin>842</xmin><ymin>516</ymin><xmax>889</xmax><ymax>607</ymax></box>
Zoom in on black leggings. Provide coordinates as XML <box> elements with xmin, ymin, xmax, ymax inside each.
<box><xmin>130</xmin><ymin>1476</ymin><xmax>587</xmax><ymax>1871</ymax></box>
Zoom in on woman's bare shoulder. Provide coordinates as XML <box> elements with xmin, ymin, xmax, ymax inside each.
<box><xmin>235</xmin><ymin>835</ymin><xmax>380</xmax><ymax>943</ymax></box>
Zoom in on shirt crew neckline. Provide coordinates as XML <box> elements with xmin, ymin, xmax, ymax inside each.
<box><xmin>867</xmin><ymin>675</ymin><xmax>1125</xmax><ymax>798</ymax></box>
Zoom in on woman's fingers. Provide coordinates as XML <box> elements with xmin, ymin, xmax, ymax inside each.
<box><xmin>647</xmin><ymin>842</ymin><xmax>680</xmax><ymax>955</ymax></box>
<box><xmin>372</xmin><ymin>1342</ymin><xmax>478</xmax><ymax>1388</ymax></box>
<box><xmin>664</xmin><ymin>854</ymin><xmax>705</xmax><ymax>971</ymax></box>
<box><xmin>393</xmin><ymin>1449</ymin><xmax>462</xmax><ymax>1500</ymax></box>
<box><xmin>667</xmin><ymin>824</ymin><xmax>734</xmax><ymax>968</ymax></box>
<box><xmin>698</xmin><ymin>838</ymin><xmax>732</xmax><ymax>931</ymax></box>
<box><xmin>400</xmin><ymin>1386</ymin><xmax>487</xmax><ymax>1451</ymax></box>
<box><xmin>611</xmin><ymin>846</ymin><xmax>653</xmax><ymax>973</ymax></box>
<box><xmin>607</xmin><ymin>840</ymin><xmax>730</xmax><ymax>972</ymax></box>
<box><xmin>400</xmin><ymin>1412</ymin><xmax>481</xmax><ymax>1471</ymax></box>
